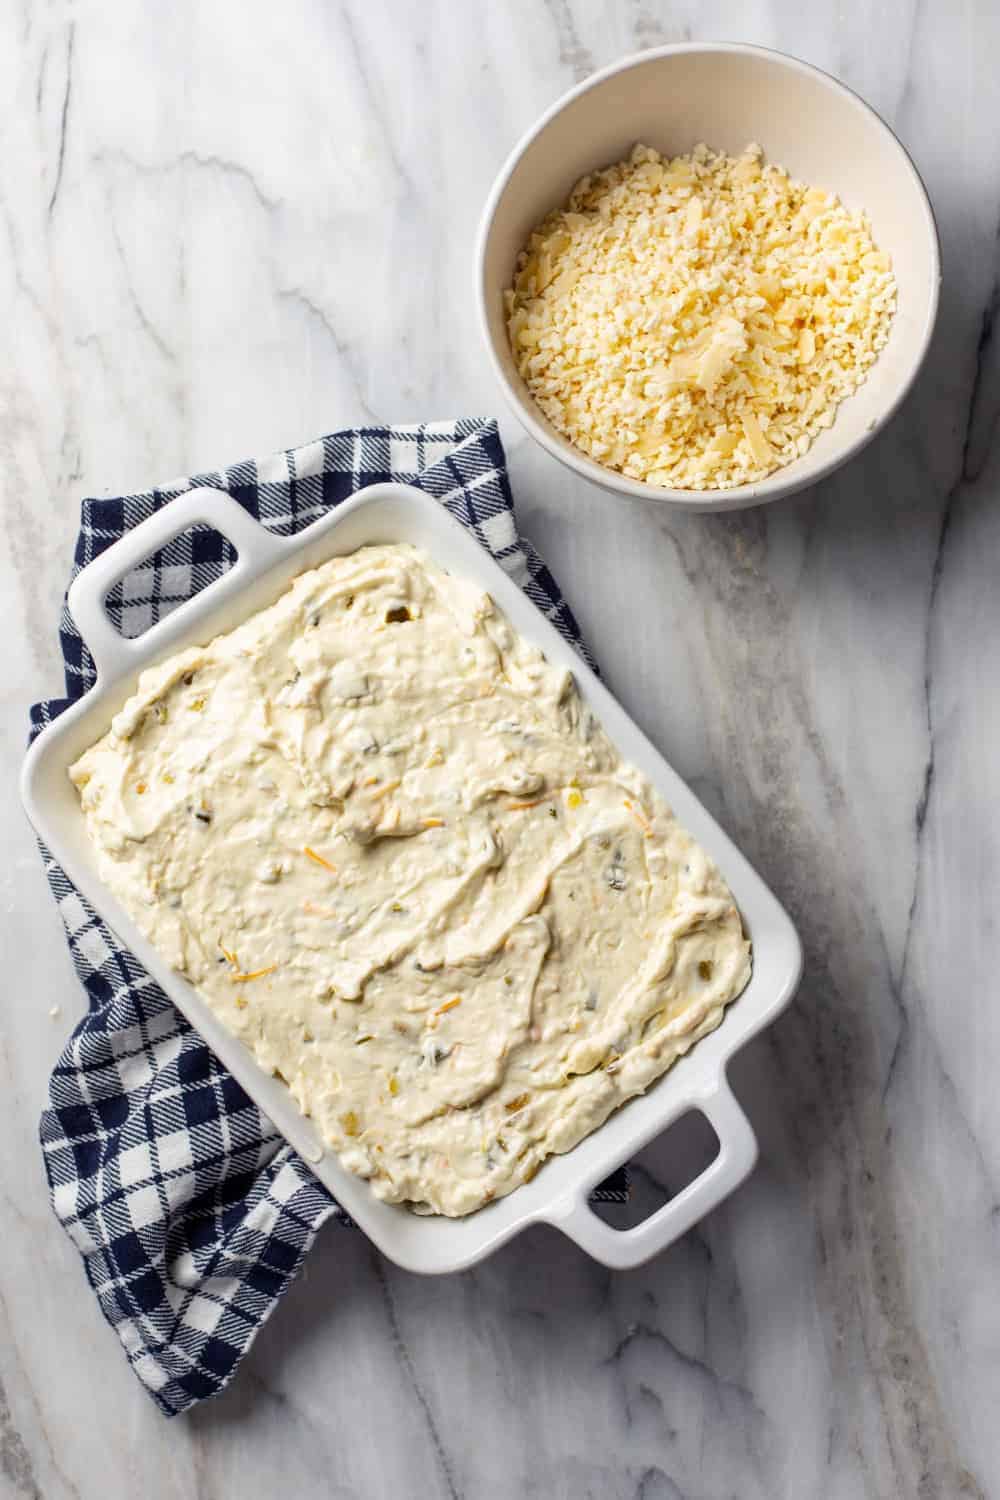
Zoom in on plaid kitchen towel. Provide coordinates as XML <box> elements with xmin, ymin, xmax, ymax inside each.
<box><xmin>29</xmin><ymin>418</ymin><xmax>626</xmax><ymax>1418</ymax></box>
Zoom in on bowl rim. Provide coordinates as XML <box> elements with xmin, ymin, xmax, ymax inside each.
<box><xmin>475</xmin><ymin>40</ymin><xmax>942</xmax><ymax>513</ymax></box>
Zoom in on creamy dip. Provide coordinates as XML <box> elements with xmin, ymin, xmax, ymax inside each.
<box><xmin>71</xmin><ymin>544</ymin><xmax>751</xmax><ymax>1217</ymax></box>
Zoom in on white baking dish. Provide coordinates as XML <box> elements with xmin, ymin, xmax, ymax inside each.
<box><xmin>22</xmin><ymin>484</ymin><xmax>801</xmax><ymax>1273</ymax></box>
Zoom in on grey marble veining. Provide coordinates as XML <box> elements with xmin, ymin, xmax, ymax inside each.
<box><xmin>3</xmin><ymin>2</ymin><xmax>999</xmax><ymax>1497</ymax></box>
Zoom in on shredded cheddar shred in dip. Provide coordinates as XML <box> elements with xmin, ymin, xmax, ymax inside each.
<box><xmin>506</xmin><ymin>142</ymin><xmax>896</xmax><ymax>491</ymax></box>
<box><xmin>71</xmin><ymin>545</ymin><xmax>751</xmax><ymax>1216</ymax></box>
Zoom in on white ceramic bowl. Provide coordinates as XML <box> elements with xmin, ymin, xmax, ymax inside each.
<box><xmin>476</xmin><ymin>43</ymin><xmax>940</xmax><ymax>513</ymax></box>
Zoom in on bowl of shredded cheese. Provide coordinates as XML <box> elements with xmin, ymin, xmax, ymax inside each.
<box><xmin>476</xmin><ymin>44</ymin><xmax>939</xmax><ymax>510</ymax></box>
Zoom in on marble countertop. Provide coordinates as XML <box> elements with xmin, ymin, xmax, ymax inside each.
<box><xmin>3</xmin><ymin>3</ymin><xmax>998</xmax><ymax>1497</ymax></box>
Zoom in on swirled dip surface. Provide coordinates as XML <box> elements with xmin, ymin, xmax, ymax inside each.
<box><xmin>71</xmin><ymin>544</ymin><xmax>751</xmax><ymax>1216</ymax></box>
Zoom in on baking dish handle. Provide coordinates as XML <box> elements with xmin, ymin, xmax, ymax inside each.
<box><xmin>67</xmin><ymin>487</ymin><xmax>287</xmax><ymax>686</ymax></box>
<box><xmin>545</xmin><ymin>1077</ymin><xmax>758</xmax><ymax>1270</ymax></box>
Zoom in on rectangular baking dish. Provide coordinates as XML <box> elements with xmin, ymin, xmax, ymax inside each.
<box><xmin>22</xmin><ymin>483</ymin><xmax>802</xmax><ymax>1274</ymax></box>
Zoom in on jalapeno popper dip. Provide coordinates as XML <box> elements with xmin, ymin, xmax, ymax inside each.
<box><xmin>70</xmin><ymin>544</ymin><xmax>751</xmax><ymax>1217</ymax></box>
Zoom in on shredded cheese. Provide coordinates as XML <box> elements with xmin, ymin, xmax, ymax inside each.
<box><xmin>506</xmin><ymin>142</ymin><xmax>896</xmax><ymax>491</ymax></box>
<box><xmin>623</xmin><ymin>798</ymin><xmax>652</xmax><ymax>836</ymax></box>
<box><xmin>303</xmin><ymin>845</ymin><xmax>337</xmax><ymax>873</ymax></box>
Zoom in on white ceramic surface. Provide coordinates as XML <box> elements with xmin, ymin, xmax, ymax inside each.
<box><xmin>477</xmin><ymin>43</ymin><xmax>941</xmax><ymax>512</ymax></box>
<box><xmin>22</xmin><ymin>483</ymin><xmax>801</xmax><ymax>1273</ymax></box>
<box><xmin>6</xmin><ymin>3</ymin><xmax>1000</xmax><ymax>1495</ymax></box>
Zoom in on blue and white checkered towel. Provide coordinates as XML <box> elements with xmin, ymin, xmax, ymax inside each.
<box><xmin>29</xmin><ymin>419</ymin><xmax>624</xmax><ymax>1416</ymax></box>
